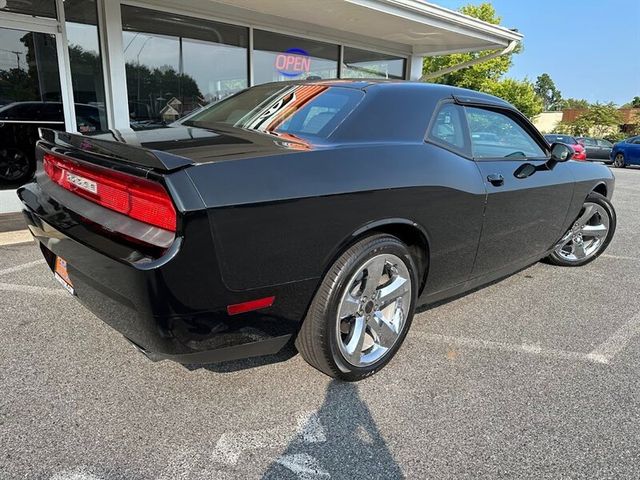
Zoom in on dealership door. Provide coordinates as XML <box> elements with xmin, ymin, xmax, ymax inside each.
<box><xmin>0</xmin><ymin>17</ymin><xmax>72</xmax><ymax>187</ymax></box>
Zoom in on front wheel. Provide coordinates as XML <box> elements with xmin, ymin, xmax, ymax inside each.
<box><xmin>296</xmin><ymin>234</ymin><xmax>418</xmax><ymax>381</ymax></box>
<box><xmin>547</xmin><ymin>192</ymin><xmax>616</xmax><ymax>267</ymax></box>
<box><xmin>612</xmin><ymin>153</ymin><xmax>626</xmax><ymax>168</ymax></box>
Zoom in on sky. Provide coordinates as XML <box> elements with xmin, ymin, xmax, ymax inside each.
<box><xmin>434</xmin><ymin>0</ymin><xmax>640</xmax><ymax>105</ymax></box>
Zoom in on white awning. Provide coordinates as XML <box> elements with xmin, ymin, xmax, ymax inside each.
<box><xmin>190</xmin><ymin>0</ymin><xmax>523</xmax><ymax>56</ymax></box>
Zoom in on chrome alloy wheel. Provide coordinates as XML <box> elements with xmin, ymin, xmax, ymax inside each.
<box><xmin>613</xmin><ymin>153</ymin><xmax>625</xmax><ymax>168</ymax></box>
<box><xmin>336</xmin><ymin>253</ymin><xmax>412</xmax><ymax>367</ymax></box>
<box><xmin>554</xmin><ymin>202</ymin><xmax>610</xmax><ymax>263</ymax></box>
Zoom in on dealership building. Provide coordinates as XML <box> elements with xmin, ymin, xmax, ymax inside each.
<box><xmin>0</xmin><ymin>0</ymin><xmax>521</xmax><ymax>212</ymax></box>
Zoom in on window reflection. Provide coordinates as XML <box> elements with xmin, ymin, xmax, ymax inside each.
<box><xmin>0</xmin><ymin>0</ymin><xmax>56</xmax><ymax>18</ymax></box>
<box><xmin>342</xmin><ymin>47</ymin><xmax>405</xmax><ymax>80</ymax></box>
<box><xmin>253</xmin><ymin>30</ymin><xmax>338</xmax><ymax>85</ymax></box>
<box><xmin>65</xmin><ymin>0</ymin><xmax>108</xmax><ymax>133</ymax></box>
<box><xmin>0</xmin><ymin>27</ymin><xmax>62</xmax><ymax>187</ymax></box>
<box><xmin>121</xmin><ymin>5</ymin><xmax>248</xmax><ymax>128</ymax></box>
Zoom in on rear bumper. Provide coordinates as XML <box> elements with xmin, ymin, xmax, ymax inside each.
<box><xmin>18</xmin><ymin>178</ymin><xmax>315</xmax><ymax>364</ymax></box>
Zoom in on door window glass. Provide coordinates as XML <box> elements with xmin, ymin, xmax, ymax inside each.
<box><xmin>0</xmin><ymin>28</ymin><xmax>62</xmax><ymax>107</ymax></box>
<box><xmin>65</xmin><ymin>0</ymin><xmax>108</xmax><ymax>133</ymax></box>
<box><xmin>597</xmin><ymin>139</ymin><xmax>613</xmax><ymax>147</ymax></box>
<box><xmin>465</xmin><ymin>107</ymin><xmax>545</xmax><ymax>159</ymax></box>
<box><xmin>582</xmin><ymin>137</ymin><xmax>596</xmax><ymax>146</ymax></box>
<box><xmin>121</xmin><ymin>5</ymin><xmax>248</xmax><ymax>128</ymax></box>
<box><xmin>428</xmin><ymin>103</ymin><xmax>466</xmax><ymax>151</ymax></box>
<box><xmin>0</xmin><ymin>26</ymin><xmax>63</xmax><ymax>187</ymax></box>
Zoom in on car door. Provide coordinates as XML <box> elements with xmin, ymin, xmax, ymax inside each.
<box><xmin>581</xmin><ymin>137</ymin><xmax>598</xmax><ymax>159</ymax></box>
<box><xmin>596</xmin><ymin>139</ymin><xmax>613</xmax><ymax>160</ymax></box>
<box><xmin>464</xmin><ymin>105</ymin><xmax>575</xmax><ymax>278</ymax></box>
<box><xmin>627</xmin><ymin>137</ymin><xmax>640</xmax><ymax>164</ymax></box>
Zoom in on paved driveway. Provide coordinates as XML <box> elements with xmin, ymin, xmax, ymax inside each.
<box><xmin>1</xmin><ymin>168</ymin><xmax>640</xmax><ymax>479</ymax></box>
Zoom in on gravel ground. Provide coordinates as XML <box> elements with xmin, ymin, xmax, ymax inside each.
<box><xmin>1</xmin><ymin>167</ymin><xmax>640</xmax><ymax>480</ymax></box>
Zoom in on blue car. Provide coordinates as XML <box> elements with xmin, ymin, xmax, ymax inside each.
<box><xmin>611</xmin><ymin>136</ymin><xmax>640</xmax><ymax>168</ymax></box>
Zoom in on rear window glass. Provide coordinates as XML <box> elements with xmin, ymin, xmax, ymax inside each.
<box><xmin>184</xmin><ymin>84</ymin><xmax>363</xmax><ymax>139</ymax></box>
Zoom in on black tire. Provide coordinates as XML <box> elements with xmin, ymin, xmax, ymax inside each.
<box><xmin>295</xmin><ymin>234</ymin><xmax>419</xmax><ymax>381</ymax></box>
<box><xmin>546</xmin><ymin>192</ymin><xmax>616</xmax><ymax>267</ymax></box>
<box><xmin>0</xmin><ymin>148</ymin><xmax>34</xmax><ymax>186</ymax></box>
<box><xmin>612</xmin><ymin>153</ymin><xmax>626</xmax><ymax>168</ymax></box>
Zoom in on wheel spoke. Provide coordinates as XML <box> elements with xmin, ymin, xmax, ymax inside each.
<box><xmin>344</xmin><ymin>316</ymin><xmax>366</xmax><ymax>364</ymax></box>
<box><xmin>572</xmin><ymin>241</ymin><xmax>586</xmax><ymax>258</ymax></box>
<box><xmin>581</xmin><ymin>224</ymin><xmax>607</xmax><ymax>239</ymax></box>
<box><xmin>370</xmin><ymin>311</ymin><xmax>398</xmax><ymax>348</ymax></box>
<box><xmin>338</xmin><ymin>293</ymin><xmax>360</xmax><ymax>320</ymax></box>
<box><xmin>378</xmin><ymin>275</ymin><xmax>409</xmax><ymax>308</ymax></box>
<box><xmin>556</xmin><ymin>230</ymin><xmax>574</xmax><ymax>248</ymax></box>
<box><xmin>576</xmin><ymin>204</ymin><xmax>596</xmax><ymax>226</ymax></box>
<box><xmin>362</xmin><ymin>256</ymin><xmax>387</xmax><ymax>299</ymax></box>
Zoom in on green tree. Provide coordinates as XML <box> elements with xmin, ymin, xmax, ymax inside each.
<box><xmin>622</xmin><ymin>96</ymin><xmax>640</xmax><ymax>108</ymax></box>
<box><xmin>556</xmin><ymin>103</ymin><xmax>621</xmax><ymax>137</ymax></box>
<box><xmin>534</xmin><ymin>73</ymin><xmax>562</xmax><ymax>111</ymax></box>
<box><xmin>422</xmin><ymin>3</ymin><xmax>518</xmax><ymax>90</ymax></box>
<box><xmin>561</xmin><ymin>98</ymin><xmax>590</xmax><ymax>109</ymax></box>
<box><xmin>484</xmin><ymin>78</ymin><xmax>543</xmax><ymax>118</ymax></box>
<box><xmin>581</xmin><ymin>103</ymin><xmax>622</xmax><ymax>137</ymax></box>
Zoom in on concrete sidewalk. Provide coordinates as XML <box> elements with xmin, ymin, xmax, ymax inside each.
<box><xmin>0</xmin><ymin>189</ymin><xmax>21</xmax><ymax>215</ymax></box>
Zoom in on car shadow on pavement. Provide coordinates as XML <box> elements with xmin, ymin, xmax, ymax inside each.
<box><xmin>186</xmin><ymin>342</ymin><xmax>299</xmax><ymax>373</ymax></box>
<box><xmin>261</xmin><ymin>379</ymin><xmax>405</xmax><ymax>479</ymax></box>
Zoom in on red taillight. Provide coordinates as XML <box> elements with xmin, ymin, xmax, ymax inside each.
<box><xmin>43</xmin><ymin>152</ymin><xmax>176</xmax><ymax>232</ymax></box>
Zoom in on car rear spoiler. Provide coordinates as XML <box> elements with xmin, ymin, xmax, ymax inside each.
<box><xmin>38</xmin><ymin>128</ymin><xmax>193</xmax><ymax>173</ymax></box>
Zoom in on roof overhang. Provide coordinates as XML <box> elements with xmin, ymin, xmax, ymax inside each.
<box><xmin>144</xmin><ymin>0</ymin><xmax>523</xmax><ymax>57</ymax></box>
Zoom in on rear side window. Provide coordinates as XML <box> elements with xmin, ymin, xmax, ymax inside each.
<box><xmin>428</xmin><ymin>103</ymin><xmax>467</xmax><ymax>151</ymax></box>
<box><xmin>597</xmin><ymin>139</ymin><xmax>613</xmax><ymax>147</ymax></box>
<box><xmin>582</xmin><ymin>138</ymin><xmax>596</xmax><ymax>146</ymax></box>
<box><xmin>465</xmin><ymin>107</ymin><xmax>546</xmax><ymax>159</ymax></box>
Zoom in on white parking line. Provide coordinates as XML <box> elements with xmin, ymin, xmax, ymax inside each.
<box><xmin>0</xmin><ymin>259</ymin><xmax>45</xmax><ymax>277</ymax></box>
<box><xmin>212</xmin><ymin>411</ymin><xmax>326</xmax><ymax>466</ymax></box>
<box><xmin>587</xmin><ymin>312</ymin><xmax>640</xmax><ymax>364</ymax></box>
<box><xmin>416</xmin><ymin>333</ymin><xmax>603</xmax><ymax>364</ymax></box>
<box><xmin>276</xmin><ymin>454</ymin><xmax>331</xmax><ymax>480</ymax></box>
<box><xmin>0</xmin><ymin>282</ymin><xmax>67</xmax><ymax>297</ymax></box>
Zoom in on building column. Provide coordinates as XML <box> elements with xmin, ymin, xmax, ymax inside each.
<box><xmin>407</xmin><ymin>54</ymin><xmax>424</xmax><ymax>81</ymax></box>
<box><xmin>97</xmin><ymin>0</ymin><xmax>131</xmax><ymax>132</ymax></box>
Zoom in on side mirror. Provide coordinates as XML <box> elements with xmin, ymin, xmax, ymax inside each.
<box><xmin>550</xmin><ymin>142</ymin><xmax>573</xmax><ymax>162</ymax></box>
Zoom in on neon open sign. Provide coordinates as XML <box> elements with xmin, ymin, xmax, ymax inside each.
<box><xmin>275</xmin><ymin>48</ymin><xmax>311</xmax><ymax>78</ymax></box>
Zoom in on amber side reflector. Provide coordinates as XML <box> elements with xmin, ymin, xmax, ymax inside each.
<box><xmin>227</xmin><ymin>296</ymin><xmax>275</xmax><ymax>316</ymax></box>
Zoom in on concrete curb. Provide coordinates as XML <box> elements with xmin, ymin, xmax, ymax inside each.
<box><xmin>0</xmin><ymin>230</ymin><xmax>32</xmax><ymax>246</ymax></box>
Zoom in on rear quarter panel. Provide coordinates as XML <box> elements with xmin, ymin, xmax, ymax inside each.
<box><xmin>186</xmin><ymin>143</ymin><xmax>487</xmax><ymax>295</ymax></box>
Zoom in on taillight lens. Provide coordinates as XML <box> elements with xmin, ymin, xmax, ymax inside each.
<box><xmin>43</xmin><ymin>152</ymin><xmax>176</xmax><ymax>232</ymax></box>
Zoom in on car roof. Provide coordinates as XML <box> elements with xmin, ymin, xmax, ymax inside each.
<box><xmin>259</xmin><ymin>79</ymin><xmax>512</xmax><ymax>107</ymax></box>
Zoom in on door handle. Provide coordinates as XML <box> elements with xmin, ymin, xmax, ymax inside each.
<box><xmin>487</xmin><ymin>173</ymin><xmax>504</xmax><ymax>187</ymax></box>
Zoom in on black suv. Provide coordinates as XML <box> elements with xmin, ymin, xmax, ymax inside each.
<box><xmin>0</xmin><ymin>102</ymin><xmax>103</xmax><ymax>187</ymax></box>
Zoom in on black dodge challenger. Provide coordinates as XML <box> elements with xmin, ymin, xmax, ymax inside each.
<box><xmin>18</xmin><ymin>80</ymin><xmax>616</xmax><ymax>380</ymax></box>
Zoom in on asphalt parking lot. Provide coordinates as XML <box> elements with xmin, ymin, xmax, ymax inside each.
<box><xmin>2</xmin><ymin>167</ymin><xmax>640</xmax><ymax>479</ymax></box>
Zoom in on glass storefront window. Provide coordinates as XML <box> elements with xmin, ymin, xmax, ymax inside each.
<box><xmin>121</xmin><ymin>5</ymin><xmax>248</xmax><ymax>128</ymax></box>
<box><xmin>0</xmin><ymin>0</ymin><xmax>56</xmax><ymax>18</ymax></box>
<box><xmin>65</xmin><ymin>0</ymin><xmax>108</xmax><ymax>133</ymax></box>
<box><xmin>253</xmin><ymin>30</ymin><xmax>338</xmax><ymax>85</ymax></box>
<box><xmin>342</xmin><ymin>47</ymin><xmax>405</xmax><ymax>80</ymax></box>
<box><xmin>0</xmin><ymin>27</ymin><xmax>62</xmax><ymax>186</ymax></box>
